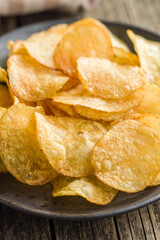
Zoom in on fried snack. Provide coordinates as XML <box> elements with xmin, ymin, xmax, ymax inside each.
<box><xmin>77</xmin><ymin>57</ymin><xmax>145</xmax><ymax>99</ymax></box>
<box><xmin>7</xmin><ymin>54</ymin><xmax>69</xmax><ymax>101</ymax></box>
<box><xmin>54</xmin><ymin>18</ymin><xmax>113</xmax><ymax>78</ymax></box>
<box><xmin>51</xmin><ymin>175</ymin><xmax>118</xmax><ymax>205</ymax></box>
<box><xmin>0</xmin><ymin>107</ymin><xmax>7</xmax><ymax>173</ymax></box>
<box><xmin>36</xmin><ymin>101</ymin><xmax>52</xmax><ymax>115</ymax></box>
<box><xmin>0</xmin><ymin>85</ymin><xmax>13</xmax><ymax>108</ymax></box>
<box><xmin>52</xmin><ymin>85</ymin><xmax>142</xmax><ymax>121</ymax></box>
<box><xmin>113</xmin><ymin>47</ymin><xmax>140</xmax><ymax>66</ymax></box>
<box><xmin>0</xmin><ymin>104</ymin><xmax>57</xmax><ymax>185</ymax></box>
<box><xmin>0</xmin><ymin>67</ymin><xmax>8</xmax><ymax>83</ymax></box>
<box><xmin>21</xmin><ymin>24</ymin><xmax>67</xmax><ymax>68</ymax></box>
<box><xmin>46</xmin><ymin>100</ymin><xmax>68</xmax><ymax>117</ymax></box>
<box><xmin>127</xmin><ymin>30</ymin><xmax>160</xmax><ymax>84</ymax></box>
<box><xmin>36</xmin><ymin>113</ymin><xmax>106</xmax><ymax>177</ymax></box>
<box><xmin>91</xmin><ymin>120</ymin><xmax>160</xmax><ymax>192</ymax></box>
<box><xmin>133</xmin><ymin>114</ymin><xmax>160</xmax><ymax>186</ymax></box>
<box><xmin>51</xmin><ymin>102</ymin><xmax>80</xmax><ymax>117</ymax></box>
<box><xmin>136</xmin><ymin>83</ymin><xmax>160</xmax><ymax>114</ymax></box>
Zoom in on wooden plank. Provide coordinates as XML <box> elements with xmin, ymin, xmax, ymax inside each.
<box><xmin>139</xmin><ymin>207</ymin><xmax>156</xmax><ymax>240</ymax></box>
<box><xmin>0</xmin><ymin>204</ymin><xmax>52</xmax><ymax>240</ymax></box>
<box><xmin>127</xmin><ymin>210</ymin><xmax>146</xmax><ymax>240</ymax></box>
<box><xmin>148</xmin><ymin>201</ymin><xmax>160</xmax><ymax>239</ymax></box>
<box><xmin>115</xmin><ymin>214</ymin><xmax>132</xmax><ymax>240</ymax></box>
<box><xmin>90</xmin><ymin>218</ymin><xmax>118</xmax><ymax>240</ymax></box>
<box><xmin>53</xmin><ymin>220</ymin><xmax>89</xmax><ymax>240</ymax></box>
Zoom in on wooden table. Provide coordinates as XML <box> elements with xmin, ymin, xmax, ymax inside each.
<box><xmin>0</xmin><ymin>0</ymin><xmax>160</xmax><ymax>239</ymax></box>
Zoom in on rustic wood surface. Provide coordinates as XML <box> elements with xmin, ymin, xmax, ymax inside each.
<box><xmin>0</xmin><ymin>0</ymin><xmax>160</xmax><ymax>239</ymax></box>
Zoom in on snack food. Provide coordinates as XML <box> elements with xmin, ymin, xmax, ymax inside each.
<box><xmin>0</xmin><ymin>18</ymin><xmax>160</xmax><ymax>205</ymax></box>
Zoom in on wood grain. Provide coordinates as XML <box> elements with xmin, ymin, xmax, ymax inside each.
<box><xmin>0</xmin><ymin>0</ymin><xmax>160</xmax><ymax>239</ymax></box>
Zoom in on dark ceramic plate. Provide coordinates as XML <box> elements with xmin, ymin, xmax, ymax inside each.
<box><xmin>0</xmin><ymin>19</ymin><xmax>160</xmax><ymax>220</ymax></box>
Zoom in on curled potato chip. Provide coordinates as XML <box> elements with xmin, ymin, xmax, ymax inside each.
<box><xmin>51</xmin><ymin>102</ymin><xmax>80</xmax><ymax>117</ymax></box>
<box><xmin>36</xmin><ymin>101</ymin><xmax>52</xmax><ymax>115</ymax></box>
<box><xmin>137</xmin><ymin>83</ymin><xmax>160</xmax><ymax>114</ymax></box>
<box><xmin>77</xmin><ymin>57</ymin><xmax>145</xmax><ymax>99</ymax></box>
<box><xmin>54</xmin><ymin>18</ymin><xmax>113</xmax><ymax>78</ymax></box>
<box><xmin>0</xmin><ymin>106</ymin><xmax>7</xmax><ymax>118</ymax></box>
<box><xmin>0</xmin><ymin>85</ymin><xmax>13</xmax><ymax>108</ymax></box>
<box><xmin>91</xmin><ymin>120</ymin><xmax>160</xmax><ymax>192</ymax></box>
<box><xmin>60</xmin><ymin>77</ymin><xmax>80</xmax><ymax>91</ymax></box>
<box><xmin>23</xmin><ymin>24</ymin><xmax>67</xmax><ymax>68</ymax></box>
<box><xmin>51</xmin><ymin>175</ymin><xmax>118</xmax><ymax>205</ymax></box>
<box><xmin>0</xmin><ymin>104</ymin><xmax>57</xmax><ymax>185</ymax></box>
<box><xmin>36</xmin><ymin>113</ymin><xmax>106</xmax><ymax>177</ymax></box>
<box><xmin>9</xmin><ymin>40</ymin><xmax>27</xmax><ymax>55</ymax></box>
<box><xmin>52</xmin><ymin>85</ymin><xmax>143</xmax><ymax>121</ymax></box>
<box><xmin>7</xmin><ymin>54</ymin><xmax>69</xmax><ymax>101</ymax></box>
<box><xmin>0</xmin><ymin>67</ymin><xmax>8</xmax><ymax>83</ymax></box>
<box><xmin>0</xmin><ymin>107</ymin><xmax>7</xmax><ymax>173</ymax></box>
<box><xmin>127</xmin><ymin>30</ymin><xmax>160</xmax><ymax>84</ymax></box>
<box><xmin>113</xmin><ymin>47</ymin><xmax>140</xmax><ymax>66</ymax></box>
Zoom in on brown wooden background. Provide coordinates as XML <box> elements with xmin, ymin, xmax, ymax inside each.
<box><xmin>0</xmin><ymin>0</ymin><xmax>160</xmax><ymax>239</ymax></box>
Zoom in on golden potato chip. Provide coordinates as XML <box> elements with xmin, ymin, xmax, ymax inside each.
<box><xmin>132</xmin><ymin>113</ymin><xmax>160</xmax><ymax>186</ymax></box>
<box><xmin>36</xmin><ymin>101</ymin><xmax>52</xmax><ymax>115</ymax></box>
<box><xmin>7</xmin><ymin>54</ymin><xmax>69</xmax><ymax>101</ymax></box>
<box><xmin>0</xmin><ymin>67</ymin><xmax>8</xmax><ymax>83</ymax></box>
<box><xmin>9</xmin><ymin>40</ymin><xmax>27</xmax><ymax>55</ymax></box>
<box><xmin>91</xmin><ymin>120</ymin><xmax>160</xmax><ymax>192</ymax></box>
<box><xmin>136</xmin><ymin>83</ymin><xmax>160</xmax><ymax>114</ymax></box>
<box><xmin>0</xmin><ymin>85</ymin><xmax>13</xmax><ymax>108</ymax></box>
<box><xmin>60</xmin><ymin>77</ymin><xmax>80</xmax><ymax>91</ymax></box>
<box><xmin>113</xmin><ymin>47</ymin><xmax>140</xmax><ymax>66</ymax></box>
<box><xmin>23</xmin><ymin>24</ymin><xmax>67</xmax><ymax>68</ymax></box>
<box><xmin>52</xmin><ymin>85</ymin><xmax>143</xmax><ymax>121</ymax></box>
<box><xmin>0</xmin><ymin>106</ymin><xmax>7</xmax><ymax>118</ymax></box>
<box><xmin>51</xmin><ymin>102</ymin><xmax>80</xmax><ymax>117</ymax></box>
<box><xmin>36</xmin><ymin>113</ymin><xmax>106</xmax><ymax>177</ymax></box>
<box><xmin>51</xmin><ymin>175</ymin><xmax>118</xmax><ymax>205</ymax></box>
<box><xmin>0</xmin><ymin>158</ymin><xmax>7</xmax><ymax>173</ymax></box>
<box><xmin>77</xmin><ymin>57</ymin><xmax>145</xmax><ymax>99</ymax></box>
<box><xmin>107</xmin><ymin>29</ymin><xmax>130</xmax><ymax>51</ymax></box>
<box><xmin>54</xmin><ymin>18</ymin><xmax>113</xmax><ymax>78</ymax></box>
<box><xmin>46</xmin><ymin>100</ymin><xmax>67</xmax><ymax>117</ymax></box>
<box><xmin>127</xmin><ymin>30</ymin><xmax>160</xmax><ymax>84</ymax></box>
<box><xmin>0</xmin><ymin>104</ymin><xmax>57</xmax><ymax>185</ymax></box>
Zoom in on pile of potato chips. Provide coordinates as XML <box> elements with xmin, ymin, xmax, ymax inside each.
<box><xmin>0</xmin><ymin>18</ymin><xmax>160</xmax><ymax>205</ymax></box>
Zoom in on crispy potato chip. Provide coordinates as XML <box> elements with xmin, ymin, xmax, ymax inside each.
<box><xmin>60</xmin><ymin>77</ymin><xmax>80</xmax><ymax>91</ymax></box>
<box><xmin>77</xmin><ymin>57</ymin><xmax>145</xmax><ymax>99</ymax></box>
<box><xmin>7</xmin><ymin>54</ymin><xmax>69</xmax><ymax>101</ymax></box>
<box><xmin>36</xmin><ymin>101</ymin><xmax>52</xmax><ymax>115</ymax></box>
<box><xmin>46</xmin><ymin>100</ymin><xmax>67</xmax><ymax>117</ymax></box>
<box><xmin>0</xmin><ymin>107</ymin><xmax>7</xmax><ymax>173</ymax></box>
<box><xmin>54</xmin><ymin>18</ymin><xmax>113</xmax><ymax>78</ymax></box>
<box><xmin>136</xmin><ymin>83</ymin><xmax>160</xmax><ymax>114</ymax></box>
<box><xmin>51</xmin><ymin>102</ymin><xmax>80</xmax><ymax>117</ymax></box>
<box><xmin>127</xmin><ymin>30</ymin><xmax>160</xmax><ymax>84</ymax></box>
<box><xmin>51</xmin><ymin>175</ymin><xmax>118</xmax><ymax>205</ymax></box>
<box><xmin>91</xmin><ymin>120</ymin><xmax>160</xmax><ymax>192</ymax></box>
<box><xmin>23</xmin><ymin>24</ymin><xmax>67</xmax><ymax>68</ymax></box>
<box><xmin>36</xmin><ymin>113</ymin><xmax>106</xmax><ymax>177</ymax></box>
<box><xmin>52</xmin><ymin>85</ymin><xmax>143</xmax><ymax>121</ymax></box>
<box><xmin>113</xmin><ymin>47</ymin><xmax>140</xmax><ymax>66</ymax></box>
<box><xmin>0</xmin><ymin>104</ymin><xmax>57</xmax><ymax>185</ymax></box>
<box><xmin>9</xmin><ymin>40</ymin><xmax>27</xmax><ymax>55</ymax></box>
<box><xmin>0</xmin><ymin>85</ymin><xmax>13</xmax><ymax>108</ymax></box>
<box><xmin>0</xmin><ymin>67</ymin><xmax>8</xmax><ymax>83</ymax></box>
<box><xmin>107</xmin><ymin>29</ymin><xmax>130</xmax><ymax>51</ymax></box>
<box><xmin>132</xmin><ymin>114</ymin><xmax>160</xmax><ymax>186</ymax></box>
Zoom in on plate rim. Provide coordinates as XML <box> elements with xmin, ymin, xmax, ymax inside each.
<box><xmin>0</xmin><ymin>18</ymin><xmax>160</xmax><ymax>220</ymax></box>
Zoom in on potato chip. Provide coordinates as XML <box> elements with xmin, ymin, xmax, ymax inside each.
<box><xmin>136</xmin><ymin>83</ymin><xmax>160</xmax><ymax>114</ymax></box>
<box><xmin>51</xmin><ymin>175</ymin><xmax>118</xmax><ymax>205</ymax></box>
<box><xmin>36</xmin><ymin>113</ymin><xmax>106</xmax><ymax>177</ymax></box>
<box><xmin>51</xmin><ymin>102</ymin><xmax>80</xmax><ymax>117</ymax></box>
<box><xmin>107</xmin><ymin>29</ymin><xmax>130</xmax><ymax>51</ymax></box>
<box><xmin>46</xmin><ymin>100</ymin><xmax>67</xmax><ymax>117</ymax></box>
<box><xmin>0</xmin><ymin>85</ymin><xmax>13</xmax><ymax>108</ymax></box>
<box><xmin>0</xmin><ymin>158</ymin><xmax>7</xmax><ymax>173</ymax></box>
<box><xmin>52</xmin><ymin>85</ymin><xmax>143</xmax><ymax>121</ymax></box>
<box><xmin>23</xmin><ymin>24</ymin><xmax>67</xmax><ymax>68</ymax></box>
<box><xmin>0</xmin><ymin>67</ymin><xmax>8</xmax><ymax>83</ymax></box>
<box><xmin>113</xmin><ymin>47</ymin><xmax>140</xmax><ymax>66</ymax></box>
<box><xmin>0</xmin><ymin>106</ymin><xmax>7</xmax><ymax>118</ymax></box>
<box><xmin>7</xmin><ymin>54</ymin><xmax>69</xmax><ymax>101</ymax></box>
<box><xmin>127</xmin><ymin>30</ymin><xmax>160</xmax><ymax>84</ymax></box>
<box><xmin>36</xmin><ymin>101</ymin><xmax>52</xmax><ymax>115</ymax></box>
<box><xmin>91</xmin><ymin>120</ymin><xmax>160</xmax><ymax>192</ymax></box>
<box><xmin>0</xmin><ymin>104</ymin><xmax>57</xmax><ymax>185</ymax></box>
<box><xmin>77</xmin><ymin>57</ymin><xmax>145</xmax><ymax>99</ymax></box>
<box><xmin>54</xmin><ymin>18</ymin><xmax>113</xmax><ymax>78</ymax></box>
<box><xmin>60</xmin><ymin>77</ymin><xmax>80</xmax><ymax>91</ymax></box>
<box><xmin>9</xmin><ymin>40</ymin><xmax>27</xmax><ymax>55</ymax></box>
